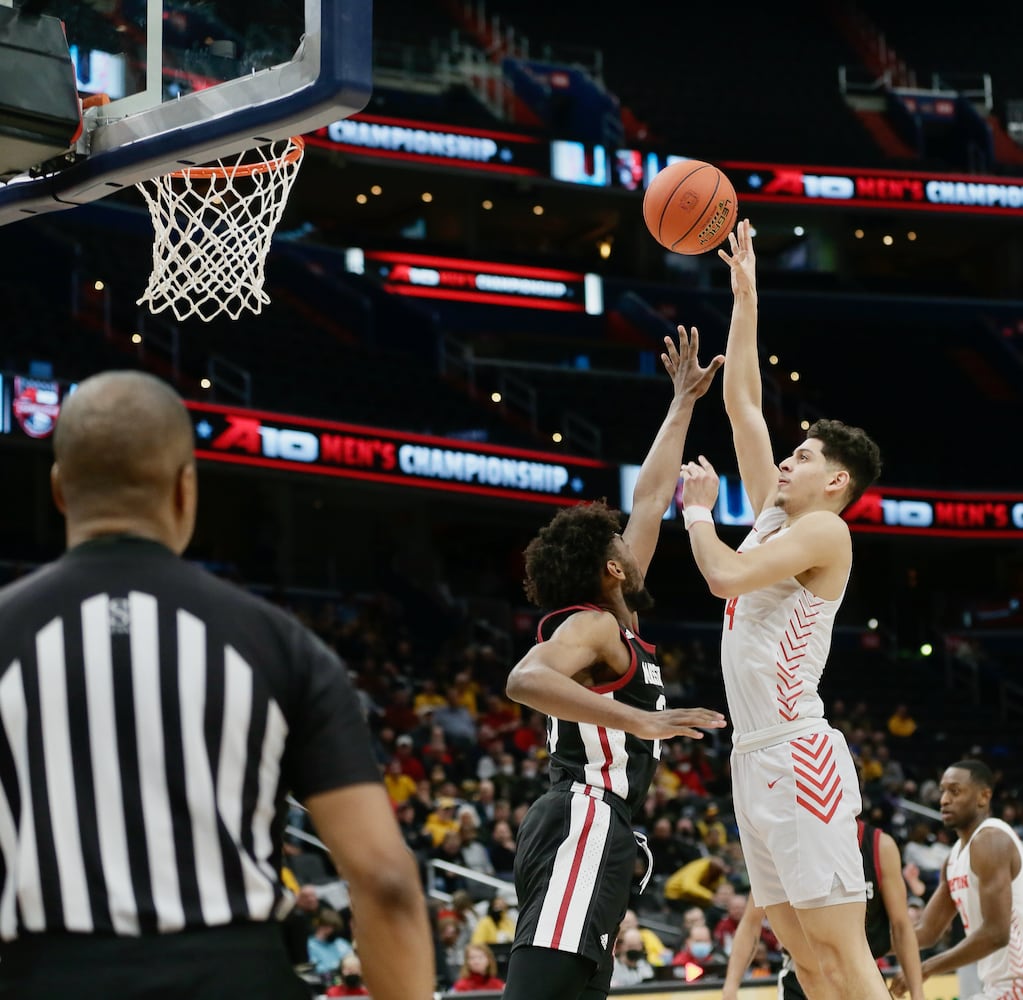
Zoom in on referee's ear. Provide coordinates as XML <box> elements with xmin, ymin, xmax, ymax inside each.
<box><xmin>50</xmin><ymin>462</ymin><xmax>68</xmax><ymax>517</ymax></box>
<box><xmin>172</xmin><ymin>461</ymin><xmax>198</xmax><ymax>554</ymax></box>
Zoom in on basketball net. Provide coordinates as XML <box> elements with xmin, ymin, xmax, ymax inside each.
<box><xmin>135</xmin><ymin>136</ymin><xmax>305</xmax><ymax>322</ymax></box>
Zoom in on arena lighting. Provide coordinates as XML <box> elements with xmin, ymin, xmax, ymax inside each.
<box><xmin>883</xmin><ymin>235</ymin><xmax>894</xmax><ymax>245</ymax></box>
<box><xmin>552</xmin><ymin>432</ymin><xmax>563</xmax><ymax>443</ymax></box>
<box><xmin>94</xmin><ymin>280</ymin><xmax>105</xmax><ymax>291</ymax></box>
<box><xmin>490</xmin><ymin>392</ymin><xmax>502</xmax><ymax>403</ymax></box>
<box><xmin>920</xmin><ymin>643</ymin><xmax>934</xmax><ymax>657</ymax></box>
<box><xmin>421</xmin><ymin>192</ymin><xmax>433</xmax><ymax>203</ymax></box>
<box><xmin>867</xmin><ymin>618</ymin><xmax>879</xmax><ymax>630</ymax></box>
<box><xmin>790</xmin><ymin>371</ymin><xmax>800</xmax><ymax>382</ymax></box>
<box><xmin>131</xmin><ymin>333</ymin><xmax>142</xmax><ymax>344</ymax></box>
<box><xmin>793</xmin><ymin>225</ymin><xmax>805</xmax><ymax>236</ymax></box>
<box><xmin>768</xmin><ymin>355</ymin><xmax>779</xmax><ymax>365</ymax></box>
<box><xmin>854</xmin><ymin>229</ymin><xmax>865</xmax><ymax>239</ymax></box>
<box><xmin>355</xmin><ymin>193</ymin><xmax>367</xmax><ymax>204</ymax></box>
<box><xmin>907</xmin><ymin>231</ymin><xmax>917</xmax><ymax>241</ymax></box>
<box><xmin>200</xmin><ymin>378</ymin><xmax>211</xmax><ymax>389</ymax></box>
<box><xmin>370</xmin><ymin>185</ymin><xmax>382</xmax><ymax>195</ymax></box>
<box><xmin>800</xmin><ymin>419</ymin><xmax>810</xmax><ymax>430</ymax></box>
<box><xmin>482</xmin><ymin>199</ymin><xmax>493</xmax><ymax>210</ymax></box>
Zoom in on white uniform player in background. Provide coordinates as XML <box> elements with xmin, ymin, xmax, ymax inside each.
<box><xmin>892</xmin><ymin>759</ymin><xmax>1023</xmax><ymax>1000</ymax></box>
<box><xmin>678</xmin><ymin>219</ymin><xmax>888</xmax><ymax>1000</ymax></box>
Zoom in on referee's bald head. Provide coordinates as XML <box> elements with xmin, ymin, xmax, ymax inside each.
<box><xmin>51</xmin><ymin>371</ymin><xmax>197</xmax><ymax>552</ymax></box>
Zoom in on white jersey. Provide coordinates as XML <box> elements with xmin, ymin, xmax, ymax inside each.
<box><xmin>946</xmin><ymin>818</ymin><xmax>1023</xmax><ymax>999</ymax></box>
<box><xmin>721</xmin><ymin>506</ymin><xmax>846</xmax><ymax>738</ymax></box>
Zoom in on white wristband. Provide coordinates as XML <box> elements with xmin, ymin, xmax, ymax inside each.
<box><xmin>682</xmin><ymin>505</ymin><xmax>714</xmax><ymax>531</ymax></box>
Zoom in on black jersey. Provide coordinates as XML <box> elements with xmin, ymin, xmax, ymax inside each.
<box><xmin>538</xmin><ymin>604</ymin><xmax>665</xmax><ymax>818</ymax></box>
<box><xmin>0</xmin><ymin>535</ymin><xmax>381</xmax><ymax>942</ymax></box>
<box><xmin>858</xmin><ymin>820</ymin><xmax>892</xmax><ymax>958</ymax></box>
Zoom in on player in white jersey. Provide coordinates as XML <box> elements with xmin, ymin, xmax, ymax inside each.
<box><xmin>676</xmin><ymin>219</ymin><xmax>886</xmax><ymax>1000</ymax></box>
<box><xmin>892</xmin><ymin>759</ymin><xmax>1023</xmax><ymax>1000</ymax></box>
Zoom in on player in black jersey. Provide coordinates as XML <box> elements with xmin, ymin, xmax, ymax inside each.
<box><xmin>721</xmin><ymin>819</ymin><xmax>925</xmax><ymax>1000</ymax></box>
<box><xmin>502</xmin><ymin>327</ymin><xmax>727</xmax><ymax>1000</ymax></box>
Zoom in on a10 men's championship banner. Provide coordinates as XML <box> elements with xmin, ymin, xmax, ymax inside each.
<box><xmin>187</xmin><ymin>401</ymin><xmax>618</xmax><ymax>507</ymax></box>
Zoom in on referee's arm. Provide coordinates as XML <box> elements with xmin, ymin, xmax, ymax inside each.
<box><xmin>306</xmin><ymin>783</ymin><xmax>435</xmax><ymax>1000</ymax></box>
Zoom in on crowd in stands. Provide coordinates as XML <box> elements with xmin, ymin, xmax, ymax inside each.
<box><xmin>272</xmin><ymin>587</ymin><xmax>1023</xmax><ymax>997</ymax></box>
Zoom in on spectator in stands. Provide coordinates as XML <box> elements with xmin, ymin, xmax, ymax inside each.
<box><xmin>888</xmin><ymin>703</ymin><xmax>918</xmax><ymax>740</ymax></box>
<box><xmin>307</xmin><ymin>908</ymin><xmax>354</xmax><ymax>977</ymax></box>
<box><xmin>434</xmin><ymin>685</ymin><xmax>479</xmax><ymax>752</ymax></box>
<box><xmin>436</xmin><ymin>915</ymin><xmax>465</xmax><ymax>989</ymax></box>
<box><xmin>487</xmin><ymin>818</ymin><xmax>517</xmax><ymax>880</ymax></box>
<box><xmin>712</xmin><ymin>893</ymin><xmax>750</xmax><ymax>956</ymax></box>
<box><xmin>695</xmin><ymin>801</ymin><xmax>728</xmax><ymax>848</ymax></box>
<box><xmin>619</xmin><ymin>909</ymin><xmax>671</xmax><ymax>966</ymax></box>
<box><xmin>647</xmin><ymin>815</ymin><xmax>700</xmax><ymax>876</ymax></box>
<box><xmin>382</xmin><ymin>684</ymin><xmax>419</xmax><ymax>734</ymax></box>
<box><xmin>421</xmin><ymin>725</ymin><xmax>458</xmax><ymax>780</ymax></box>
<box><xmin>431</xmin><ymin>830</ymin><xmax>471</xmax><ymax>895</ymax></box>
<box><xmin>423</xmin><ymin>796</ymin><xmax>462</xmax><ymax>848</ymax></box>
<box><xmin>610</xmin><ymin>927</ymin><xmax>656</xmax><ymax>988</ymax></box>
<box><xmin>672</xmin><ymin>923</ymin><xmax>727</xmax><ymax>972</ymax></box>
<box><xmin>469</xmin><ymin>777</ymin><xmax>498</xmax><ymax>827</ymax></box>
<box><xmin>478</xmin><ymin>692</ymin><xmax>520</xmax><ymax>740</ymax></box>
<box><xmin>393</xmin><ymin>733</ymin><xmax>426</xmax><ymax>782</ymax></box>
<box><xmin>664</xmin><ymin>854</ymin><xmax>729</xmax><ymax>910</ymax></box>
<box><xmin>383</xmin><ymin>757</ymin><xmax>417</xmax><ymax>807</ymax></box>
<box><xmin>509</xmin><ymin>709</ymin><xmax>546</xmax><ymax>758</ymax></box>
<box><xmin>471</xmin><ymin>894</ymin><xmax>516</xmax><ymax>945</ymax></box>
<box><xmin>514</xmin><ymin>755</ymin><xmax>547</xmax><ymax>805</ymax></box>
<box><xmin>446</xmin><ymin>890</ymin><xmax>481</xmax><ymax>951</ymax></box>
<box><xmin>326</xmin><ymin>954</ymin><xmax>370</xmax><ymax>997</ymax></box>
<box><xmin>458</xmin><ymin>807</ymin><xmax>496</xmax><ymax>879</ymax></box>
<box><xmin>414</xmin><ymin>678</ymin><xmax>446</xmax><ymax>716</ymax></box>
<box><xmin>902</xmin><ymin>822</ymin><xmax>952</xmax><ymax>899</ymax></box>
<box><xmin>452</xmin><ymin>943</ymin><xmax>506</xmax><ymax>993</ymax></box>
<box><xmin>281</xmin><ymin>883</ymin><xmax>323</xmax><ymax>966</ymax></box>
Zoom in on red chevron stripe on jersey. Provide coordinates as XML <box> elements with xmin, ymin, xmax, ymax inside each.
<box><xmin>792</xmin><ymin>733</ymin><xmax>842</xmax><ymax>823</ymax></box>
<box><xmin>773</xmin><ymin>593</ymin><xmax>820</xmax><ymax>720</ymax></box>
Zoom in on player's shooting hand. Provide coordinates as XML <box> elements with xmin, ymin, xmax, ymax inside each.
<box><xmin>717</xmin><ymin>217</ymin><xmax>757</xmax><ymax>297</ymax></box>
<box><xmin>661</xmin><ymin>325</ymin><xmax>725</xmax><ymax>402</ymax></box>
<box><xmin>680</xmin><ymin>456</ymin><xmax>719</xmax><ymax>510</ymax></box>
<box><xmin>632</xmin><ymin>706</ymin><xmax>726</xmax><ymax>741</ymax></box>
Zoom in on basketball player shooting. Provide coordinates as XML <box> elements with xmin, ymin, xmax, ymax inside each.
<box><xmin>677</xmin><ymin>219</ymin><xmax>887</xmax><ymax>1000</ymax></box>
<box><xmin>500</xmin><ymin>327</ymin><xmax>726</xmax><ymax>1000</ymax></box>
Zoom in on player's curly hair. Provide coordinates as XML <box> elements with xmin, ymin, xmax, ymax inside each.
<box><xmin>808</xmin><ymin>418</ymin><xmax>882</xmax><ymax>510</ymax></box>
<box><xmin>523</xmin><ymin>500</ymin><xmax>622</xmax><ymax>610</ymax></box>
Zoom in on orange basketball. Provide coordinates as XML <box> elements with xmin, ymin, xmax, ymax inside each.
<box><xmin>642</xmin><ymin>159</ymin><xmax>738</xmax><ymax>254</ymax></box>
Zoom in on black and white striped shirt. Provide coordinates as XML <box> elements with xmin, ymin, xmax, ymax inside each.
<box><xmin>0</xmin><ymin>535</ymin><xmax>380</xmax><ymax>941</ymax></box>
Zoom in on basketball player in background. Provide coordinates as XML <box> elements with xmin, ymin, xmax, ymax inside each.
<box><xmin>501</xmin><ymin>327</ymin><xmax>727</xmax><ymax>1000</ymax></box>
<box><xmin>678</xmin><ymin>219</ymin><xmax>887</xmax><ymax>1000</ymax></box>
<box><xmin>890</xmin><ymin>759</ymin><xmax>1023</xmax><ymax>1000</ymax></box>
<box><xmin>722</xmin><ymin>817</ymin><xmax>925</xmax><ymax>1000</ymax></box>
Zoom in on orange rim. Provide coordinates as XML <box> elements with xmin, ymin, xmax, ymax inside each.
<box><xmin>167</xmin><ymin>136</ymin><xmax>305</xmax><ymax>180</ymax></box>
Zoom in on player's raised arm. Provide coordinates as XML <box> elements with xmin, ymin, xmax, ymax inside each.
<box><xmin>718</xmin><ymin>218</ymin><xmax>777</xmax><ymax>515</ymax></box>
<box><xmin>621</xmin><ymin>325</ymin><xmax>723</xmax><ymax>576</ymax></box>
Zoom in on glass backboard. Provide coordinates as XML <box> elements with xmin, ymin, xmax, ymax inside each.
<box><xmin>0</xmin><ymin>0</ymin><xmax>371</xmax><ymax>225</ymax></box>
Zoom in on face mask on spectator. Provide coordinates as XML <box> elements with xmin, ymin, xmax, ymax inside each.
<box><xmin>342</xmin><ymin>974</ymin><xmax>362</xmax><ymax>988</ymax></box>
<box><xmin>625</xmin><ymin>949</ymin><xmax>645</xmax><ymax>963</ymax></box>
<box><xmin>690</xmin><ymin>942</ymin><xmax>713</xmax><ymax>959</ymax></box>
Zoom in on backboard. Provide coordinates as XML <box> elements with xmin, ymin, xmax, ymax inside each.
<box><xmin>0</xmin><ymin>0</ymin><xmax>371</xmax><ymax>225</ymax></box>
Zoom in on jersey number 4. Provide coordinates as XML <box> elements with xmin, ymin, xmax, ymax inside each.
<box><xmin>725</xmin><ymin>596</ymin><xmax>738</xmax><ymax>630</ymax></box>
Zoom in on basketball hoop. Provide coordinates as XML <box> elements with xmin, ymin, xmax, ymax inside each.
<box><xmin>135</xmin><ymin>136</ymin><xmax>305</xmax><ymax>322</ymax></box>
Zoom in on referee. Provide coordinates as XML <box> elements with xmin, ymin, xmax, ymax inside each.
<box><xmin>0</xmin><ymin>371</ymin><xmax>434</xmax><ymax>999</ymax></box>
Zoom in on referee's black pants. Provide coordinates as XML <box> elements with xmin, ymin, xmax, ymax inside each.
<box><xmin>0</xmin><ymin>921</ymin><xmax>308</xmax><ymax>1000</ymax></box>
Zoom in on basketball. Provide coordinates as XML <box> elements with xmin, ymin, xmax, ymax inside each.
<box><xmin>642</xmin><ymin>160</ymin><xmax>738</xmax><ymax>254</ymax></box>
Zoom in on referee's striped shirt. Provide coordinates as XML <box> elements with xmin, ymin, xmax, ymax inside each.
<box><xmin>0</xmin><ymin>534</ymin><xmax>380</xmax><ymax>941</ymax></box>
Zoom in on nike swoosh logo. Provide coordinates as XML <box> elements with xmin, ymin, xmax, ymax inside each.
<box><xmin>767</xmin><ymin>778</ymin><xmax>781</xmax><ymax>789</ymax></box>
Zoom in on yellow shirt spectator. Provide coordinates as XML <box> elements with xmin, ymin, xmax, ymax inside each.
<box><xmin>664</xmin><ymin>856</ymin><xmax>728</xmax><ymax>906</ymax></box>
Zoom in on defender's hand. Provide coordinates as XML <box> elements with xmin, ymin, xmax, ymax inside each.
<box><xmin>630</xmin><ymin>706</ymin><xmax>726</xmax><ymax>741</ymax></box>
<box><xmin>661</xmin><ymin>325</ymin><xmax>724</xmax><ymax>402</ymax></box>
